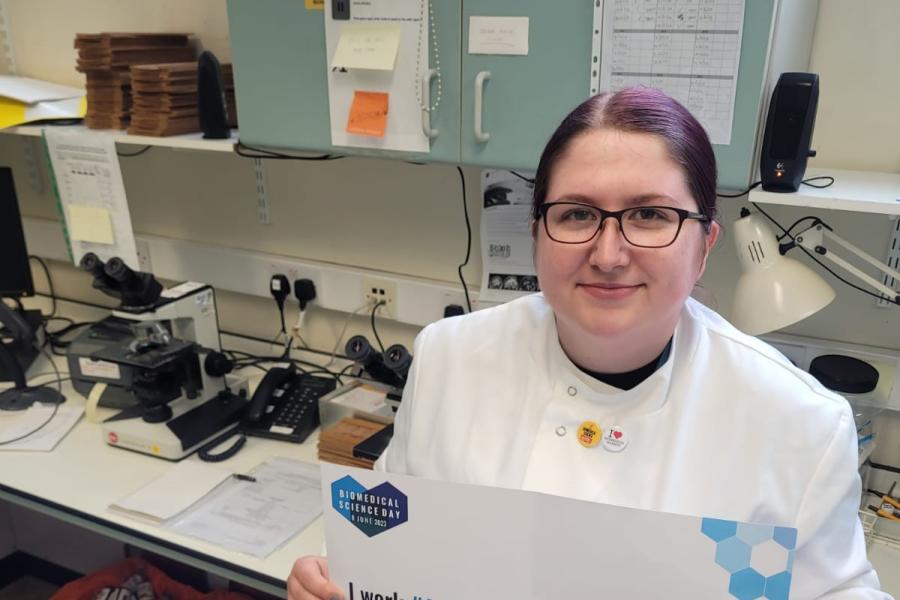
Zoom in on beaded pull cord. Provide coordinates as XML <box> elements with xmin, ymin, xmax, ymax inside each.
<box><xmin>415</xmin><ymin>0</ymin><xmax>442</xmax><ymax>113</ymax></box>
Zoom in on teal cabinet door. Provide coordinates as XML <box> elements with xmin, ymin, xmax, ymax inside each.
<box><xmin>411</xmin><ymin>0</ymin><xmax>463</xmax><ymax>164</ymax></box>
<box><xmin>227</xmin><ymin>0</ymin><xmax>332</xmax><ymax>152</ymax></box>
<box><xmin>460</xmin><ymin>0</ymin><xmax>594</xmax><ymax>170</ymax></box>
<box><xmin>714</xmin><ymin>0</ymin><xmax>776</xmax><ymax>191</ymax></box>
<box><xmin>227</xmin><ymin>0</ymin><xmax>462</xmax><ymax>163</ymax></box>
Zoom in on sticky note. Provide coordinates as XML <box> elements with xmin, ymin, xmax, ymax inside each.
<box><xmin>468</xmin><ymin>16</ymin><xmax>530</xmax><ymax>56</ymax></box>
<box><xmin>331</xmin><ymin>23</ymin><xmax>402</xmax><ymax>71</ymax></box>
<box><xmin>346</xmin><ymin>91</ymin><xmax>389</xmax><ymax>137</ymax></box>
<box><xmin>305</xmin><ymin>0</ymin><xmax>323</xmax><ymax>9</ymax></box>
<box><xmin>68</xmin><ymin>204</ymin><xmax>115</xmax><ymax>244</ymax></box>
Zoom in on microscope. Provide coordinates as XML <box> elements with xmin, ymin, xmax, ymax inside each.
<box><xmin>67</xmin><ymin>253</ymin><xmax>247</xmax><ymax>460</ymax></box>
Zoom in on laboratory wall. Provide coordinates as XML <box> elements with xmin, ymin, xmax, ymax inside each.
<box><xmin>1</xmin><ymin>0</ymin><xmax>899</xmax><ymax>460</ymax></box>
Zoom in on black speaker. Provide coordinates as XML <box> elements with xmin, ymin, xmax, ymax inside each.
<box><xmin>759</xmin><ymin>72</ymin><xmax>819</xmax><ymax>193</ymax></box>
<box><xmin>197</xmin><ymin>50</ymin><xmax>231</xmax><ymax>139</ymax></box>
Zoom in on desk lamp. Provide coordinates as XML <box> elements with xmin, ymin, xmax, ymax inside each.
<box><xmin>732</xmin><ymin>207</ymin><xmax>900</xmax><ymax>335</ymax></box>
<box><xmin>731</xmin><ymin>208</ymin><xmax>836</xmax><ymax>335</ymax></box>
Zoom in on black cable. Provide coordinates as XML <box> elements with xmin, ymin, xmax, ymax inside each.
<box><xmin>801</xmin><ymin>176</ymin><xmax>835</xmax><ymax>189</ymax></box>
<box><xmin>751</xmin><ymin>203</ymin><xmax>900</xmax><ymax>306</ymax></box>
<box><xmin>34</xmin><ymin>291</ymin><xmax>114</xmax><ymax>312</ymax></box>
<box><xmin>32</xmin><ymin>290</ymin><xmax>359</xmax><ymax>361</ymax></box>
<box><xmin>0</xmin><ymin>347</ymin><xmax>65</xmax><ymax>446</ymax></box>
<box><xmin>370</xmin><ymin>301</ymin><xmax>386</xmax><ymax>354</ymax></box>
<box><xmin>197</xmin><ymin>429</ymin><xmax>247</xmax><ymax>462</ymax></box>
<box><xmin>28</xmin><ymin>256</ymin><xmax>56</xmax><ymax>317</ymax></box>
<box><xmin>779</xmin><ymin>216</ymin><xmax>821</xmax><ymax>240</ymax></box>
<box><xmin>456</xmin><ymin>166</ymin><xmax>473</xmax><ymax>312</ymax></box>
<box><xmin>509</xmin><ymin>170</ymin><xmax>535</xmax><ymax>184</ymax></box>
<box><xmin>117</xmin><ymin>145</ymin><xmax>153</xmax><ymax>158</ymax></box>
<box><xmin>234</xmin><ymin>141</ymin><xmax>345</xmax><ymax>161</ymax></box>
<box><xmin>717</xmin><ymin>181</ymin><xmax>762</xmax><ymax>198</ymax></box>
<box><xmin>870</xmin><ymin>462</ymin><xmax>900</xmax><ymax>474</ymax></box>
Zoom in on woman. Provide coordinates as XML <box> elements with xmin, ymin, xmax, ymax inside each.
<box><xmin>289</xmin><ymin>88</ymin><xmax>886</xmax><ymax>599</ymax></box>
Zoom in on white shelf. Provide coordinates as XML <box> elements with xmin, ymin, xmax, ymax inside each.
<box><xmin>0</xmin><ymin>124</ymin><xmax>237</xmax><ymax>153</ymax></box>
<box><xmin>749</xmin><ymin>168</ymin><xmax>900</xmax><ymax>216</ymax></box>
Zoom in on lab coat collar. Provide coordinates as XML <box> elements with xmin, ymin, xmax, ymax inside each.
<box><xmin>545</xmin><ymin>307</ymin><xmax>690</xmax><ymax>417</ymax></box>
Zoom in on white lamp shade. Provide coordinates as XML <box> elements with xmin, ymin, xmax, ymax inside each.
<box><xmin>731</xmin><ymin>212</ymin><xmax>836</xmax><ymax>335</ymax></box>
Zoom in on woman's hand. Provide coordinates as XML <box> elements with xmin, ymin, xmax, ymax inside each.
<box><xmin>287</xmin><ymin>556</ymin><xmax>344</xmax><ymax>600</ymax></box>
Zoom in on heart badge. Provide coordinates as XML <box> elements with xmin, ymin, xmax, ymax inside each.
<box><xmin>331</xmin><ymin>475</ymin><xmax>408</xmax><ymax>537</ymax></box>
<box><xmin>602</xmin><ymin>426</ymin><xmax>628</xmax><ymax>453</ymax></box>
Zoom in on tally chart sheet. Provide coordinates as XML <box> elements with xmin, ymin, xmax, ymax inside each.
<box><xmin>598</xmin><ymin>0</ymin><xmax>745</xmax><ymax>145</ymax></box>
<box><xmin>322</xmin><ymin>463</ymin><xmax>798</xmax><ymax>599</ymax></box>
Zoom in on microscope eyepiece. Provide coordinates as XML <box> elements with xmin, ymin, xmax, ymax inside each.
<box><xmin>79</xmin><ymin>252</ymin><xmax>106</xmax><ymax>276</ymax></box>
<box><xmin>105</xmin><ymin>257</ymin><xmax>136</xmax><ymax>283</ymax></box>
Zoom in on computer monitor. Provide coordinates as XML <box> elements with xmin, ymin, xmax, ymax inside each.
<box><xmin>0</xmin><ymin>167</ymin><xmax>34</xmax><ymax>299</ymax></box>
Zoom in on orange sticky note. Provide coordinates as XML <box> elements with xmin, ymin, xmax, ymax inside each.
<box><xmin>346</xmin><ymin>91</ymin><xmax>389</xmax><ymax>137</ymax></box>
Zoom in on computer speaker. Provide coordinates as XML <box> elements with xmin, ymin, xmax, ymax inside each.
<box><xmin>198</xmin><ymin>50</ymin><xmax>231</xmax><ymax>139</ymax></box>
<box><xmin>759</xmin><ymin>72</ymin><xmax>819</xmax><ymax>193</ymax></box>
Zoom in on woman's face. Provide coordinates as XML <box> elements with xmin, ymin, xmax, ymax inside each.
<box><xmin>534</xmin><ymin>129</ymin><xmax>719</xmax><ymax>353</ymax></box>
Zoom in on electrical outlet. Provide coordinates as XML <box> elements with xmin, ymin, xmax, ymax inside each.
<box><xmin>363</xmin><ymin>278</ymin><xmax>397</xmax><ymax>317</ymax></box>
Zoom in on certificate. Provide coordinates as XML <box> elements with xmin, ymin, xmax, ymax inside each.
<box><xmin>322</xmin><ymin>464</ymin><xmax>797</xmax><ymax>599</ymax></box>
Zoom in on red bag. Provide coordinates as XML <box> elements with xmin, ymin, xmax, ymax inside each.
<box><xmin>50</xmin><ymin>557</ymin><xmax>255</xmax><ymax>600</ymax></box>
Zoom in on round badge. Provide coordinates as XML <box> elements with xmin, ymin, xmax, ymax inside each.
<box><xmin>577</xmin><ymin>420</ymin><xmax>602</xmax><ymax>448</ymax></box>
<box><xmin>602</xmin><ymin>425</ymin><xmax>628</xmax><ymax>452</ymax></box>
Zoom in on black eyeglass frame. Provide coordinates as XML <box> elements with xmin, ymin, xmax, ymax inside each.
<box><xmin>534</xmin><ymin>202</ymin><xmax>711</xmax><ymax>248</ymax></box>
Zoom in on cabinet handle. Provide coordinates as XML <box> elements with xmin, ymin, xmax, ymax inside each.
<box><xmin>474</xmin><ymin>70</ymin><xmax>491</xmax><ymax>143</ymax></box>
<box><xmin>421</xmin><ymin>69</ymin><xmax>439</xmax><ymax>139</ymax></box>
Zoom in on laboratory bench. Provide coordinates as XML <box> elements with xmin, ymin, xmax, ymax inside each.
<box><xmin>0</xmin><ymin>313</ymin><xmax>336</xmax><ymax>597</ymax></box>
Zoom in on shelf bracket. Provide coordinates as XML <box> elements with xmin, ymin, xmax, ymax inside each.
<box><xmin>253</xmin><ymin>159</ymin><xmax>270</xmax><ymax>225</ymax></box>
<box><xmin>0</xmin><ymin>0</ymin><xmax>16</xmax><ymax>75</ymax></box>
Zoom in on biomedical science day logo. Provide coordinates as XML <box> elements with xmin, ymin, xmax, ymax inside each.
<box><xmin>332</xmin><ymin>475</ymin><xmax>408</xmax><ymax>537</ymax></box>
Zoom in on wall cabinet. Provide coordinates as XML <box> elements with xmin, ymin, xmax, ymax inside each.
<box><xmin>227</xmin><ymin>0</ymin><xmax>817</xmax><ymax>190</ymax></box>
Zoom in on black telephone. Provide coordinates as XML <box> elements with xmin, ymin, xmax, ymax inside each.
<box><xmin>242</xmin><ymin>365</ymin><xmax>337</xmax><ymax>443</ymax></box>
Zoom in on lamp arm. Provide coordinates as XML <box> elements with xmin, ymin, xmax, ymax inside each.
<box><xmin>794</xmin><ymin>224</ymin><xmax>900</xmax><ymax>302</ymax></box>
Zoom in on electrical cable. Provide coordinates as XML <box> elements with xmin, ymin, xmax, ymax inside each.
<box><xmin>234</xmin><ymin>141</ymin><xmax>345</xmax><ymax>161</ymax></box>
<box><xmin>117</xmin><ymin>145</ymin><xmax>153</xmax><ymax>158</ymax></box>
<box><xmin>717</xmin><ymin>181</ymin><xmax>762</xmax><ymax>198</ymax></box>
<box><xmin>751</xmin><ymin>202</ymin><xmax>900</xmax><ymax>306</ymax></box>
<box><xmin>801</xmin><ymin>175</ymin><xmax>835</xmax><ymax>189</ymax></box>
<box><xmin>456</xmin><ymin>166</ymin><xmax>473</xmax><ymax>312</ymax></box>
<box><xmin>28</xmin><ymin>256</ymin><xmax>56</xmax><ymax>317</ymax></box>
<box><xmin>30</xmin><ymin>290</ymin><xmax>358</xmax><ymax>362</ymax></box>
<box><xmin>870</xmin><ymin>462</ymin><xmax>900</xmax><ymax>474</ymax></box>
<box><xmin>370</xmin><ymin>301</ymin><xmax>386</xmax><ymax>354</ymax></box>
<box><xmin>323</xmin><ymin>300</ymin><xmax>373</xmax><ymax>368</ymax></box>
<box><xmin>509</xmin><ymin>170</ymin><xmax>535</xmax><ymax>184</ymax></box>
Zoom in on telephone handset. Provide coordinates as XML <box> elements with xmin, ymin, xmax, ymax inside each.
<box><xmin>243</xmin><ymin>365</ymin><xmax>337</xmax><ymax>443</ymax></box>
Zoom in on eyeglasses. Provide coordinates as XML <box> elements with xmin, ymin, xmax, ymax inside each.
<box><xmin>535</xmin><ymin>202</ymin><xmax>710</xmax><ymax>248</ymax></box>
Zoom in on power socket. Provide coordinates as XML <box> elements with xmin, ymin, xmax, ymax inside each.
<box><xmin>363</xmin><ymin>277</ymin><xmax>397</xmax><ymax>317</ymax></box>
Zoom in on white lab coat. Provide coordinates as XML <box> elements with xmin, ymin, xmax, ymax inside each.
<box><xmin>380</xmin><ymin>293</ymin><xmax>889</xmax><ymax>599</ymax></box>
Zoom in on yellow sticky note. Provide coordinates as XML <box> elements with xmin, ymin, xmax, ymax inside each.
<box><xmin>346</xmin><ymin>91</ymin><xmax>389</xmax><ymax>137</ymax></box>
<box><xmin>331</xmin><ymin>23</ymin><xmax>402</xmax><ymax>71</ymax></box>
<box><xmin>305</xmin><ymin>0</ymin><xmax>324</xmax><ymax>9</ymax></box>
<box><xmin>68</xmin><ymin>204</ymin><xmax>115</xmax><ymax>244</ymax></box>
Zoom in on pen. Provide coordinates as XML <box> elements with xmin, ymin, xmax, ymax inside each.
<box><xmin>232</xmin><ymin>473</ymin><xmax>257</xmax><ymax>482</ymax></box>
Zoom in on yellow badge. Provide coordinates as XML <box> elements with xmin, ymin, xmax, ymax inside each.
<box><xmin>577</xmin><ymin>420</ymin><xmax>602</xmax><ymax>448</ymax></box>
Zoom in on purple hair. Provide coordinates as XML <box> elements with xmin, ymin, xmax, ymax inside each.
<box><xmin>532</xmin><ymin>87</ymin><xmax>718</xmax><ymax>229</ymax></box>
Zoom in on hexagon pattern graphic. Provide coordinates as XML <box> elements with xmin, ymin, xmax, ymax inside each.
<box><xmin>701</xmin><ymin>518</ymin><xmax>796</xmax><ymax>600</ymax></box>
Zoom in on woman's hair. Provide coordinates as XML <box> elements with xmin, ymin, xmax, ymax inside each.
<box><xmin>532</xmin><ymin>87</ymin><xmax>718</xmax><ymax>229</ymax></box>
